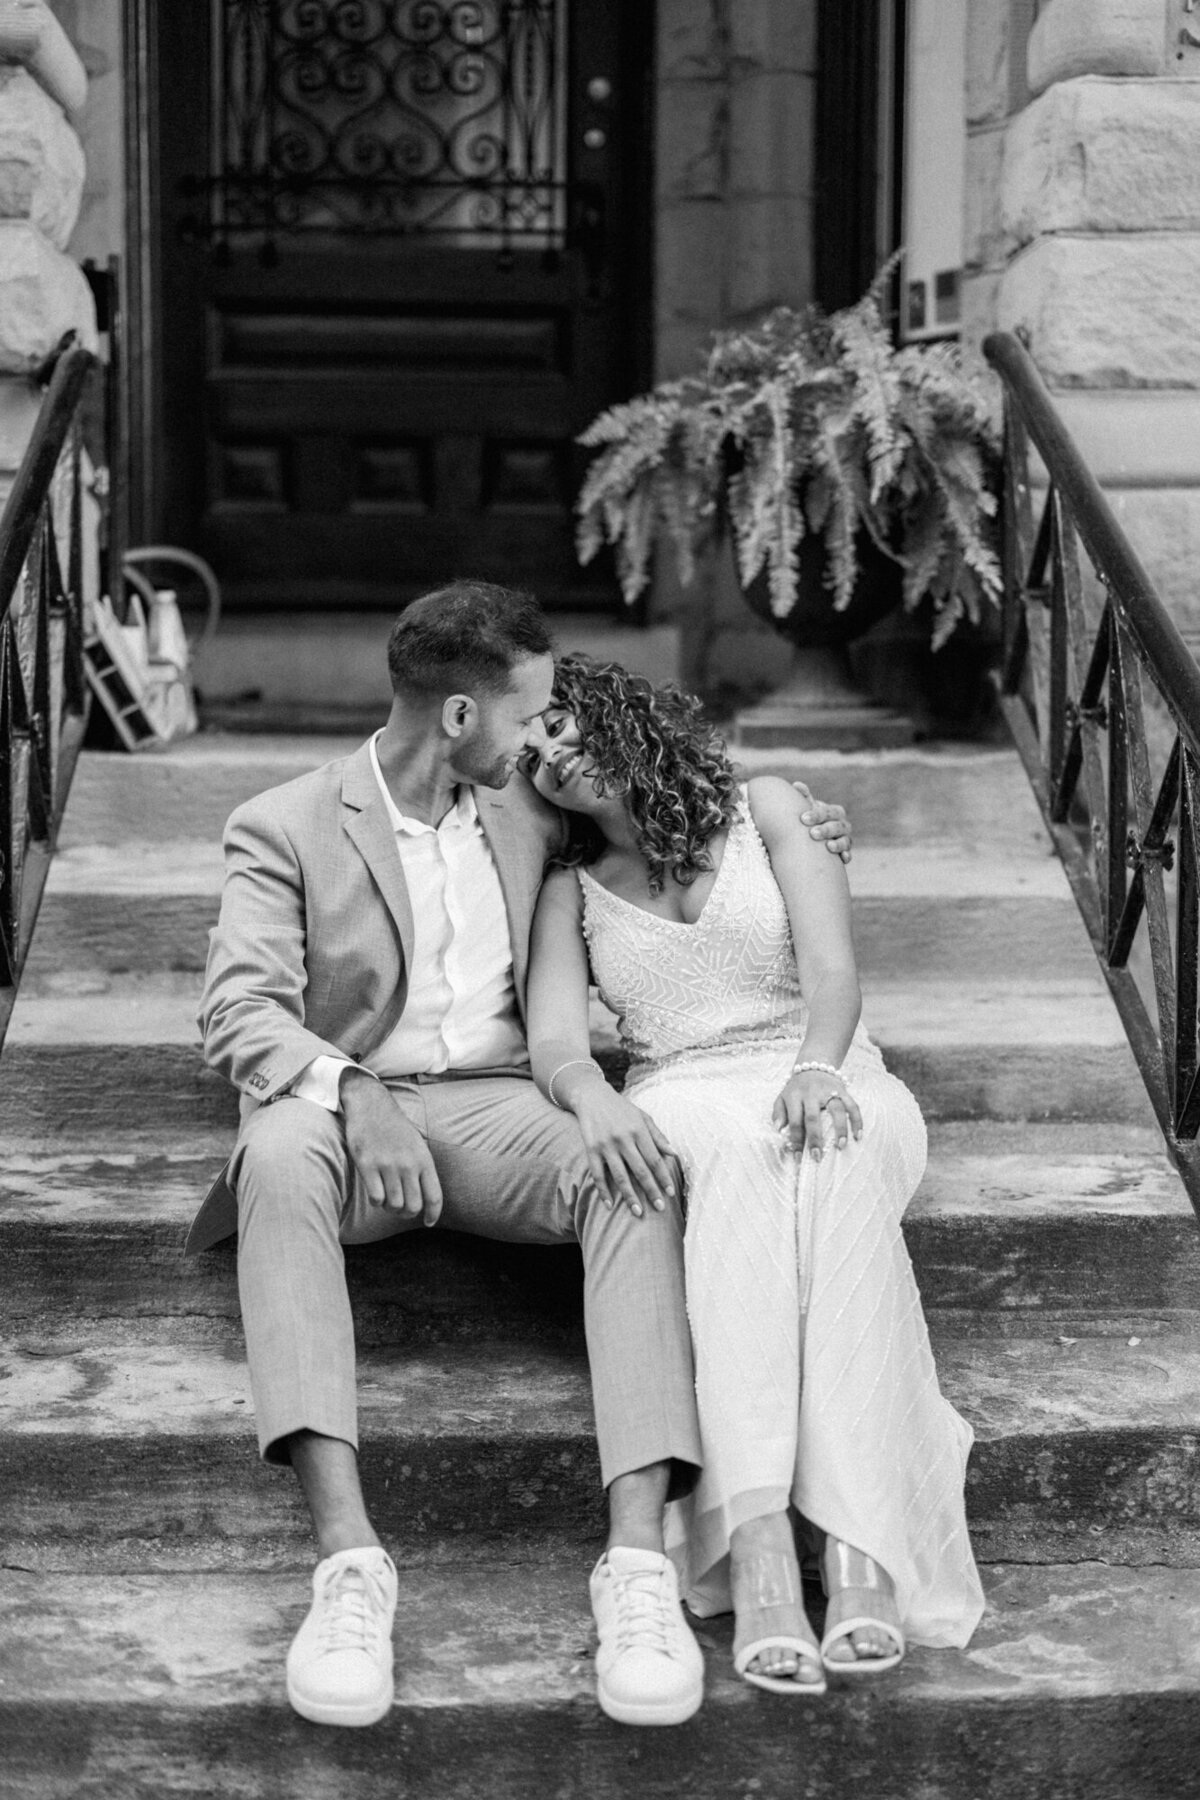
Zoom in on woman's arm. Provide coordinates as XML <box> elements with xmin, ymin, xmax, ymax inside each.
<box><xmin>527</xmin><ymin>867</ymin><xmax>678</xmax><ymax>1217</ymax></box>
<box><xmin>747</xmin><ymin>776</ymin><xmax>866</xmax><ymax>1156</ymax></box>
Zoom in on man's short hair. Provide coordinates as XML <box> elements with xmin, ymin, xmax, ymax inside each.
<box><xmin>387</xmin><ymin>580</ymin><xmax>552</xmax><ymax>700</ymax></box>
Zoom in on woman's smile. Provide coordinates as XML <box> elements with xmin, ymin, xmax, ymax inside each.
<box><xmin>553</xmin><ymin>749</ymin><xmax>585</xmax><ymax>789</ymax></box>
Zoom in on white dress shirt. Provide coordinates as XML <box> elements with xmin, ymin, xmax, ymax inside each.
<box><xmin>292</xmin><ymin>733</ymin><xmax>528</xmax><ymax>1111</ymax></box>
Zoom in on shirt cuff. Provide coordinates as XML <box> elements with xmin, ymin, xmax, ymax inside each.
<box><xmin>291</xmin><ymin>1054</ymin><xmax>366</xmax><ymax>1113</ymax></box>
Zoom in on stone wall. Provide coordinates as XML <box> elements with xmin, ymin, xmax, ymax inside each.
<box><xmin>0</xmin><ymin>1</ymin><xmax>94</xmax><ymax>513</ymax></box>
<box><xmin>966</xmin><ymin>0</ymin><xmax>1200</xmax><ymax>649</ymax></box>
<box><xmin>655</xmin><ymin>0</ymin><xmax>816</xmax><ymax>381</ymax></box>
<box><xmin>655</xmin><ymin>0</ymin><xmax>819</xmax><ymax>693</ymax></box>
<box><xmin>44</xmin><ymin>0</ymin><xmax>123</xmax><ymax>267</ymax></box>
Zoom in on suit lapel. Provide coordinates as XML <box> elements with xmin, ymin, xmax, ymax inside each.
<box><xmin>476</xmin><ymin>789</ymin><xmax>535</xmax><ymax>1014</ymax></box>
<box><xmin>341</xmin><ymin>743</ymin><xmax>416</xmax><ymax>972</ymax></box>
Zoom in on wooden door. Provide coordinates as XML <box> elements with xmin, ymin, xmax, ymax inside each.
<box><xmin>150</xmin><ymin>1</ymin><xmax>650</xmax><ymax>612</ymax></box>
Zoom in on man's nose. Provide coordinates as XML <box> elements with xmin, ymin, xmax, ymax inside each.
<box><xmin>524</xmin><ymin>716</ymin><xmax>549</xmax><ymax>751</ymax></box>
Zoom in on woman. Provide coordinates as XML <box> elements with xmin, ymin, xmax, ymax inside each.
<box><xmin>525</xmin><ymin>655</ymin><xmax>984</xmax><ymax>1695</ymax></box>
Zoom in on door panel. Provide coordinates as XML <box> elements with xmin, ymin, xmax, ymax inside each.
<box><xmin>153</xmin><ymin>1</ymin><xmax>648</xmax><ymax>611</ymax></box>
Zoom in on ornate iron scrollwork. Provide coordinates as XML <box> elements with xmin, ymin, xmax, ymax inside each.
<box><xmin>195</xmin><ymin>0</ymin><xmax>568</xmax><ymax>248</ymax></box>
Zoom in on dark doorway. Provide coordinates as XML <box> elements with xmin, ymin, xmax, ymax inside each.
<box><xmin>814</xmin><ymin>0</ymin><xmax>905</xmax><ymax>312</ymax></box>
<box><xmin>138</xmin><ymin>1</ymin><xmax>651</xmax><ymax>612</ymax></box>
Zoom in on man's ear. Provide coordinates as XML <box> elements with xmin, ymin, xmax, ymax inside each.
<box><xmin>441</xmin><ymin>693</ymin><xmax>477</xmax><ymax>740</ymax></box>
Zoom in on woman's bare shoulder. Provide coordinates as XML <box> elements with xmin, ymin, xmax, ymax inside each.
<box><xmin>745</xmin><ymin>774</ymin><xmax>811</xmax><ymax>838</ymax></box>
<box><xmin>538</xmin><ymin>863</ymin><xmax>584</xmax><ymax>912</ymax></box>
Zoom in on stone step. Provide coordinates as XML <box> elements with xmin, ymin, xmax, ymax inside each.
<box><xmin>0</xmin><ymin>978</ymin><xmax>1155</xmax><ymax>1136</ymax></box>
<box><xmin>22</xmin><ymin>890</ymin><xmax>1098</xmax><ymax>987</ymax></box>
<box><xmin>58</xmin><ymin>743</ymin><xmax>1051</xmax><ymax>857</ymax></box>
<box><xmin>3</xmin><ymin>1335</ymin><xmax>1199</xmax><ymax>1568</ymax></box>
<box><xmin>2</xmin><ymin>1127</ymin><xmax>1194</xmax><ymax>1336</ymax></box>
<box><xmin>2</xmin><ymin>1561</ymin><xmax>1198</xmax><ymax>1800</ymax></box>
<box><xmin>42</xmin><ymin>838</ymin><xmax>1075</xmax><ymax>902</ymax></box>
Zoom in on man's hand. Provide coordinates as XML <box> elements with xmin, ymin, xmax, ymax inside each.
<box><xmin>341</xmin><ymin>1069</ymin><xmax>442</xmax><ymax>1225</ymax></box>
<box><xmin>569</xmin><ymin>1080</ymin><xmax>679</xmax><ymax>1219</ymax></box>
<box><xmin>791</xmin><ymin>781</ymin><xmax>852</xmax><ymax>864</ymax></box>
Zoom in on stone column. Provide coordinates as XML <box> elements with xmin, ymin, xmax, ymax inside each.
<box><xmin>987</xmin><ymin>0</ymin><xmax>1200</xmax><ymax>649</ymax></box>
<box><xmin>0</xmin><ymin>1</ymin><xmax>94</xmax><ymax>514</ymax></box>
<box><xmin>655</xmin><ymin>0</ymin><xmax>818</xmax><ymax>692</ymax></box>
<box><xmin>963</xmin><ymin>0</ymin><xmax>1024</xmax><ymax>348</ymax></box>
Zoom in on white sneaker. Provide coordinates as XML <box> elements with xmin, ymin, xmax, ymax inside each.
<box><xmin>286</xmin><ymin>1546</ymin><xmax>397</xmax><ymax>1726</ymax></box>
<box><xmin>590</xmin><ymin>1547</ymin><xmax>704</xmax><ymax>1726</ymax></box>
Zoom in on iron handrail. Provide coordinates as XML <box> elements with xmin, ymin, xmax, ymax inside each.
<box><xmin>0</xmin><ymin>337</ymin><xmax>99</xmax><ymax>1047</ymax></box>
<box><xmin>983</xmin><ymin>329</ymin><xmax>1200</xmax><ymax>1207</ymax></box>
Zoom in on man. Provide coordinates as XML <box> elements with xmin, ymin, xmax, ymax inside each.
<box><xmin>188</xmin><ymin>580</ymin><xmax>850</xmax><ymax>1730</ymax></box>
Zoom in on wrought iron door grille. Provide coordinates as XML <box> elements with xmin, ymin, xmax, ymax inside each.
<box><xmin>207</xmin><ymin>0</ymin><xmax>567</xmax><ymax>244</ymax></box>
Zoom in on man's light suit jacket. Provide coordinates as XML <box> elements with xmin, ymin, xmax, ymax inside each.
<box><xmin>187</xmin><ymin>739</ymin><xmax>566</xmax><ymax>1254</ymax></box>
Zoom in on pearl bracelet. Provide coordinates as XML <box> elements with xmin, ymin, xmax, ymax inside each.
<box><xmin>548</xmin><ymin>1057</ymin><xmax>604</xmax><ymax>1109</ymax></box>
<box><xmin>792</xmin><ymin>1059</ymin><xmax>846</xmax><ymax>1081</ymax></box>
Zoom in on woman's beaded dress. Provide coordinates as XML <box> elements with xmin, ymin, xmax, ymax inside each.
<box><xmin>578</xmin><ymin>794</ymin><xmax>984</xmax><ymax>1646</ymax></box>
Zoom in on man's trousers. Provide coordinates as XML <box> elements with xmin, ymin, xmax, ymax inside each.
<box><xmin>230</xmin><ymin>1076</ymin><xmax>702</xmax><ymax>1492</ymax></box>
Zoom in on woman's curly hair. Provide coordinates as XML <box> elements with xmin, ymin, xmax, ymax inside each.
<box><xmin>548</xmin><ymin>653</ymin><xmax>740</xmax><ymax>894</ymax></box>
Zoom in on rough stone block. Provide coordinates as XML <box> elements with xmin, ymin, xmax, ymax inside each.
<box><xmin>53</xmin><ymin>0</ymin><xmax>122</xmax><ymax>266</ymax></box>
<box><xmin>0</xmin><ymin>370</ymin><xmax>40</xmax><ymax>471</ymax></box>
<box><xmin>1002</xmin><ymin>78</ymin><xmax>1200</xmax><ymax>250</ymax></box>
<box><xmin>998</xmin><ymin>235</ymin><xmax>1200</xmax><ymax>387</ymax></box>
<box><xmin>1106</xmin><ymin>487</ymin><xmax>1200</xmax><ymax>646</ymax></box>
<box><xmin>729</xmin><ymin>68</ymin><xmax>815</xmax><ymax>198</ymax></box>
<box><xmin>1028</xmin><ymin>0</ymin><xmax>1167</xmax><ymax>94</ymax></box>
<box><xmin>728</xmin><ymin>0</ymin><xmax>816</xmax><ymax>73</ymax></box>
<box><xmin>657</xmin><ymin>0</ymin><xmax>725</xmax><ymax>82</ymax></box>
<box><xmin>0</xmin><ymin>65</ymin><xmax>83</xmax><ymax>247</ymax></box>
<box><xmin>655</xmin><ymin>197</ymin><xmax>727</xmax><ymax>332</ymax></box>
<box><xmin>0</xmin><ymin>219</ymin><xmax>96</xmax><ymax>371</ymax></box>
<box><xmin>1044</xmin><ymin>391</ymin><xmax>1200</xmax><ymax>486</ymax></box>
<box><xmin>0</xmin><ymin>0</ymin><xmax>87</xmax><ymax>114</ymax></box>
<box><xmin>961</xmin><ymin>269</ymin><xmax>1003</xmax><ymax>359</ymax></box>
<box><xmin>653</xmin><ymin>318</ymin><xmax>712</xmax><ymax>383</ymax></box>
<box><xmin>966</xmin><ymin>0</ymin><xmax>1012</xmax><ymax>125</ymax></box>
<box><xmin>656</xmin><ymin>76</ymin><xmax>726</xmax><ymax>203</ymax></box>
<box><xmin>964</xmin><ymin>123</ymin><xmax>1005</xmax><ymax>271</ymax></box>
<box><xmin>726</xmin><ymin>194</ymin><xmax>813</xmax><ymax>317</ymax></box>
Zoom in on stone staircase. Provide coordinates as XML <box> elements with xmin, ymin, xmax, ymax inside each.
<box><xmin>5</xmin><ymin>735</ymin><xmax>1200</xmax><ymax>1798</ymax></box>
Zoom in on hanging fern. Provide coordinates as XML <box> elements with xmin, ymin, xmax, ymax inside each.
<box><xmin>575</xmin><ymin>269</ymin><xmax>1002</xmax><ymax>644</ymax></box>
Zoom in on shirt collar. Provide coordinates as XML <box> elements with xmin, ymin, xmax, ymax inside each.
<box><xmin>368</xmin><ymin>731</ymin><xmax>479</xmax><ymax>837</ymax></box>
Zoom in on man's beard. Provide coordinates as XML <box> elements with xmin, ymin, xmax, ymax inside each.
<box><xmin>454</xmin><ymin>732</ymin><xmax>513</xmax><ymax>789</ymax></box>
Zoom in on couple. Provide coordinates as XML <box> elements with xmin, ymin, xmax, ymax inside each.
<box><xmin>187</xmin><ymin>579</ymin><xmax>983</xmax><ymax>1729</ymax></box>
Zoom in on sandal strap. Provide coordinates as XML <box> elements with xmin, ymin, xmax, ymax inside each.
<box><xmin>730</xmin><ymin>1550</ymin><xmax>802</xmax><ymax>1611</ymax></box>
<box><xmin>821</xmin><ymin>1537</ymin><xmax>890</xmax><ymax>1596</ymax></box>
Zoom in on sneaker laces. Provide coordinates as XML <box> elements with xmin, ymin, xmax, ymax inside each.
<box><xmin>314</xmin><ymin>1562</ymin><xmax>391</xmax><ymax>1657</ymax></box>
<box><xmin>610</xmin><ymin>1566</ymin><xmax>678</xmax><ymax>1658</ymax></box>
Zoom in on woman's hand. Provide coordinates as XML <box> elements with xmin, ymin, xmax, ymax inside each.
<box><xmin>569</xmin><ymin>1081</ymin><xmax>679</xmax><ymax>1218</ymax></box>
<box><xmin>772</xmin><ymin>1069</ymin><xmax>863</xmax><ymax>1161</ymax></box>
